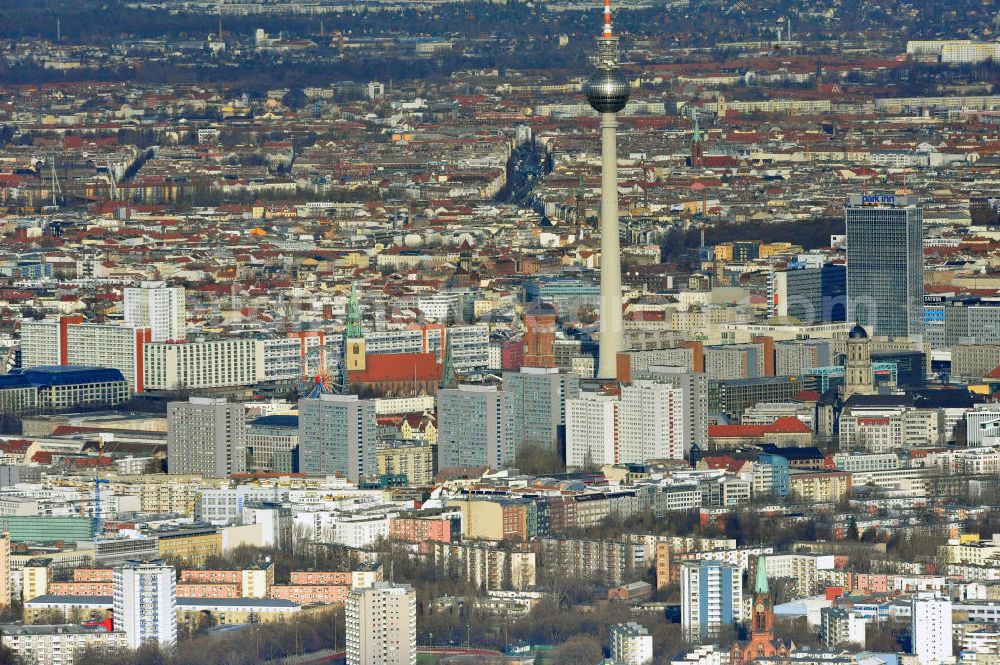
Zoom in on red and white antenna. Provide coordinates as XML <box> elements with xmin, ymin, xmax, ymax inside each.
<box><xmin>603</xmin><ymin>0</ymin><xmax>613</xmax><ymax>38</ymax></box>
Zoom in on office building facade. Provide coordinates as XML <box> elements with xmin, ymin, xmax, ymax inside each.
<box><xmin>437</xmin><ymin>385</ymin><xmax>516</xmax><ymax>470</ymax></box>
<box><xmin>846</xmin><ymin>194</ymin><xmax>924</xmax><ymax>338</ymax></box>
<box><xmin>246</xmin><ymin>415</ymin><xmax>299</xmax><ymax>474</ymax></box>
<box><xmin>298</xmin><ymin>394</ymin><xmax>376</xmax><ymax>482</ymax></box>
<box><xmin>167</xmin><ymin>397</ymin><xmax>247</xmax><ymax>477</ymax></box>
<box><xmin>502</xmin><ymin>367</ymin><xmax>580</xmax><ymax>453</ymax></box>
<box><xmin>769</xmin><ymin>263</ymin><xmax>847</xmax><ymax>323</ymax></box>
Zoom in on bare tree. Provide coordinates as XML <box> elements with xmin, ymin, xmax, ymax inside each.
<box><xmin>555</xmin><ymin>635</ymin><xmax>604</xmax><ymax>665</ymax></box>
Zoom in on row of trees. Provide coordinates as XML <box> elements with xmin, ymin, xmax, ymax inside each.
<box><xmin>659</xmin><ymin>217</ymin><xmax>845</xmax><ymax>266</ymax></box>
<box><xmin>69</xmin><ymin>609</ymin><xmax>343</xmax><ymax>665</ymax></box>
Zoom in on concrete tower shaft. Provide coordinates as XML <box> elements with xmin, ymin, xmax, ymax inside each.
<box><xmin>582</xmin><ymin>0</ymin><xmax>629</xmax><ymax>379</ymax></box>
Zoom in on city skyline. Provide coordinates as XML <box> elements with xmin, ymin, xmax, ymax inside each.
<box><xmin>0</xmin><ymin>1</ymin><xmax>997</xmax><ymax>665</ymax></box>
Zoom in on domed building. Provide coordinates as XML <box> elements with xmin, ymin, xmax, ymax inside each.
<box><xmin>843</xmin><ymin>324</ymin><xmax>874</xmax><ymax>398</ymax></box>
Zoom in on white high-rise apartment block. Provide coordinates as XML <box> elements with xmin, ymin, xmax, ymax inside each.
<box><xmin>620</xmin><ymin>380</ymin><xmax>685</xmax><ymax>462</ymax></box>
<box><xmin>19</xmin><ymin>319</ymin><xmax>150</xmax><ymax>392</ymax></box>
<box><xmin>566</xmin><ymin>392</ymin><xmax>619</xmax><ymax>469</ymax></box>
<box><xmin>144</xmin><ymin>338</ymin><xmax>263</xmax><ymax>390</ymax></box>
<box><xmin>634</xmin><ymin>365</ymin><xmax>708</xmax><ymax>451</ymax></box>
<box><xmin>437</xmin><ymin>385</ymin><xmax>516</xmax><ymax>471</ymax></box>
<box><xmin>124</xmin><ymin>281</ymin><xmax>186</xmax><ymax>342</ymax></box>
<box><xmin>911</xmin><ymin>592</ymin><xmax>953</xmax><ymax>665</ymax></box>
<box><xmin>417</xmin><ymin>292</ymin><xmax>462</xmax><ymax>323</ymax></box>
<box><xmin>681</xmin><ymin>560</ymin><xmax>742</xmax><ymax>643</ymax></box>
<box><xmin>113</xmin><ymin>562</ymin><xmax>177</xmax><ymax>649</ymax></box>
<box><xmin>18</xmin><ymin>321</ymin><xmax>60</xmax><ymax>369</ymax></box>
<box><xmin>0</xmin><ymin>528</ymin><xmax>10</xmax><ymax>608</ymax></box>
<box><xmin>610</xmin><ymin>622</ymin><xmax>654</xmax><ymax>665</ymax></box>
<box><xmin>167</xmin><ymin>397</ymin><xmax>247</xmax><ymax>477</ymax></box>
<box><xmin>346</xmin><ymin>583</ymin><xmax>416</xmax><ymax>665</ymax></box>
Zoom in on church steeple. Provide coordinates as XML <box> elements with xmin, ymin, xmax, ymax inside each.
<box><xmin>691</xmin><ymin>111</ymin><xmax>704</xmax><ymax>167</ymax></box>
<box><xmin>575</xmin><ymin>175</ymin><xmax>587</xmax><ymax>237</ymax></box>
<box><xmin>440</xmin><ymin>336</ymin><xmax>457</xmax><ymax>390</ymax></box>
<box><xmin>731</xmin><ymin>555</ymin><xmax>791</xmax><ymax>665</ymax></box>
<box><xmin>751</xmin><ymin>555</ymin><xmax>774</xmax><ymax>638</ymax></box>
<box><xmin>345</xmin><ymin>283</ymin><xmax>363</xmax><ymax>340</ymax></box>
<box><xmin>344</xmin><ymin>284</ymin><xmax>367</xmax><ymax>373</ymax></box>
<box><xmin>754</xmin><ymin>554</ymin><xmax>770</xmax><ymax>595</ymax></box>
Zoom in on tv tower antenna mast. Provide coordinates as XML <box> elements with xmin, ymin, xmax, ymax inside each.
<box><xmin>583</xmin><ymin>0</ymin><xmax>630</xmax><ymax>379</ymax></box>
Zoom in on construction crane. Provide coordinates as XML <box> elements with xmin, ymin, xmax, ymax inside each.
<box><xmin>106</xmin><ymin>161</ymin><xmax>119</xmax><ymax>201</ymax></box>
<box><xmin>187</xmin><ymin>491</ymin><xmax>202</xmax><ymax>518</ymax></box>
<box><xmin>0</xmin><ymin>346</ymin><xmax>13</xmax><ymax>373</ymax></box>
<box><xmin>92</xmin><ymin>437</ymin><xmax>110</xmax><ymax>537</ymax></box>
<box><xmin>49</xmin><ymin>156</ymin><xmax>62</xmax><ymax>207</ymax></box>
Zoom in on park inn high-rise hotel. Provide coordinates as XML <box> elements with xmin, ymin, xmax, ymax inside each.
<box><xmin>845</xmin><ymin>193</ymin><xmax>924</xmax><ymax>339</ymax></box>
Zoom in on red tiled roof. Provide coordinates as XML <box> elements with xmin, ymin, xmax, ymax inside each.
<box><xmin>348</xmin><ymin>352</ymin><xmax>441</xmax><ymax>383</ymax></box>
<box><xmin>701</xmin><ymin>455</ymin><xmax>747</xmax><ymax>472</ymax></box>
<box><xmin>708</xmin><ymin>424</ymin><xmax>767</xmax><ymax>438</ymax></box>
<box><xmin>0</xmin><ymin>440</ymin><xmax>33</xmax><ymax>454</ymax></box>
<box><xmin>708</xmin><ymin>416</ymin><xmax>811</xmax><ymax>438</ymax></box>
<box><xmin>794</xmin><ymin>390</ymin><xmax>821</xmax><ymax>402</ymax></box>
<box><xmin>767</xmin><ymin>416</ymin><xmax>813</xmax><ymax>434</ymax></box>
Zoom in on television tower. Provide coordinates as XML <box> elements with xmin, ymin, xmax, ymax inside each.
<box><xmin>583</xmin><ymin>0</ymin><xmax>630</xmax><ymax>379</ymax></box>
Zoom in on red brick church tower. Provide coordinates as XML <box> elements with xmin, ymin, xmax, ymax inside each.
<box><xmin>731</xmin><ymin>556</ymin><xmax>793</xmax><ymax>664</ymax></box>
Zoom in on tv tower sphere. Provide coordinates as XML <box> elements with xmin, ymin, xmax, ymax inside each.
<box><xmin>584</xmin><ymin>69</ymin><xmax>630</xmax><ymax>113</ymax></box>
<box><xmin>584</xmin><ymin>0</ymin><xmax>630</xmax><ymax>114</ymax></box>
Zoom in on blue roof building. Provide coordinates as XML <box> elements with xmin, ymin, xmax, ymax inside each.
<box><xmin>0</xmin><ymin>365</ymin><xmax>129</xmax><ymax>412</ymax></box>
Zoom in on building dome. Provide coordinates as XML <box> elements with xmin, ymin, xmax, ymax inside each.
<box><xmin>848</xmin><ymin>324</ymin><xmax>868</xmax><ymax>339</ymax></box>
<box><xmin>584</xmin><ymin>69</ymin><xmax>630</xmax><ymax>113</ymax></box>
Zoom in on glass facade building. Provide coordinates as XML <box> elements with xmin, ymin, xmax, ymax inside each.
<box><xmin>845</xmin><ymin>194</ymin><xmax>924</xmax><ymax>338</ymax></box>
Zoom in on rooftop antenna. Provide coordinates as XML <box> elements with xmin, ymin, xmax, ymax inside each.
<box><xmin>466</xmin><ymin>483</ymin><xmax>472</xmax><ymax>533</ymax></box>
<box><xmin>218</xmin><ymin>0</ymin><xmax>223</xmax><ymax>41</ymax></box>
<box><xmin>56</xmin><ymin>17</ymin><xmax>61</xmax><ymax>42</ymax></box>
<box><xmin>602</xmin><ymin>0</ymin><xmax>613</xmax><ymax>38</ymax></box>
<box><xmin>107</xmin><ymin>161</ymin><xmax>119</xmax><ymax>201</ymax></box>
<box><xmin>93</xmin><ymin>437</ymin><xmax>109</xmax><ymax>537</ymax></box>
<box><xmin>50</xmin><ymin>156</ymin><xmax>62</xmax><ymax>207</ymax></box>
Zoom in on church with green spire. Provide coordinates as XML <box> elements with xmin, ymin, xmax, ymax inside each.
<box><xmin>344</xmin><ymin>284</ymin><xmax>367</xmax><ymax>373</ymax></box>
<box><xmin>345</xmin><ymin>283</ymin><xmax>363</xmax><ymax>340</ymax></box>
<box><xmin>690</xmin><ymin>111</ymin><xmax>705</xmax><ymax>167</ymax></box>
<box><xmin>730</xmin><ymin>555</ymin><xmax>794</xmax><ymax>664</ymax></box>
